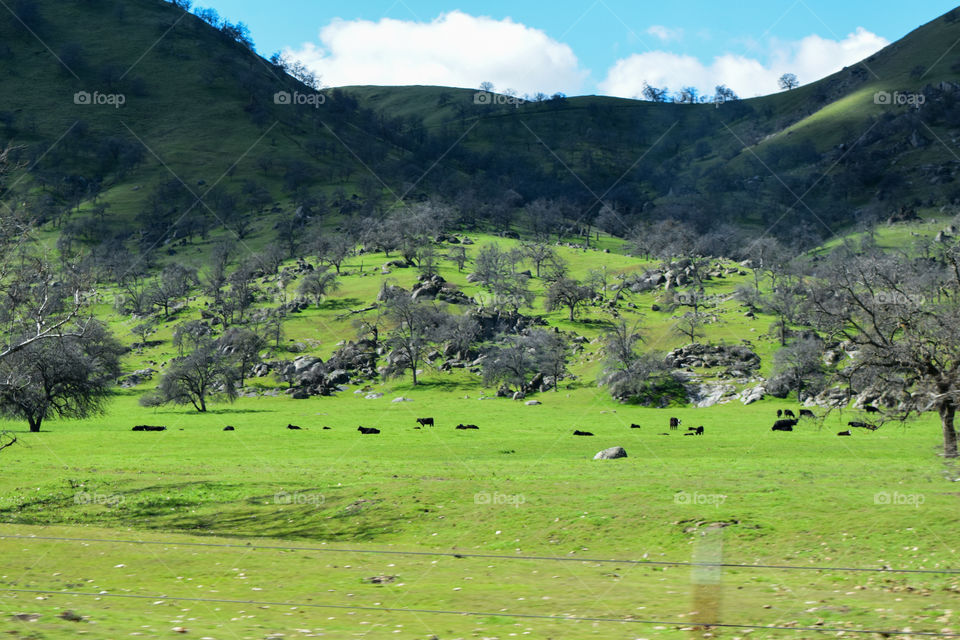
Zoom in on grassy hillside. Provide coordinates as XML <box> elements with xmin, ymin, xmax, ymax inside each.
<box><xmin>2</xmin><ymin>1</ymin><xmax>960</xmax><ymax>252</ymax></box>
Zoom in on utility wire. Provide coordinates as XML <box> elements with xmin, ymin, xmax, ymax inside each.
<box><xmin>1</xmin><ymin>588</ymin><xmax>958</xmax><ymax>637</ymax></box>
<box><xmin>1</xmin><ymin>534</ymin><xmax>957</xmax><ymax>575</ymax></box>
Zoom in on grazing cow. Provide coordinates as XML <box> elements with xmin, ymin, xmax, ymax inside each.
<box><xmin>287</xmin><ymin>424</ymin><xmax>303</xmax><ymax>430</ymax></box>
<box><xmin>837</xmin><ymin>430</ymin><xmax>852</xmax><ymax>436</ymax></box>
<box><xmin>417</xmin><ymin>417</ymin><xmax>435</xmax><ymax>427</ymax></box>
<box><xmin>455</xmin><ymin>424</ymin><xmax>479</xmax><ymax>430</ymax></box>
<box><xmin>848</xmin><ymin>421</ymin><xmax>878</xmax><ymax>431</ymax></box>
<box><xmin>669</xmin><ymin>417</ymin><xmax>681</xmax><ymax>430</ymax></box>
<box><xmin>863</xmin><ymin>405</ymin><xmax>880</xmax><ymax>413</ymax></box>
<box><xmin>799</xmin><ymin>409</ymin><xmax>816</xmax><ymax>419</ymax></box>
<box><xmin>357</xmin><ymin>426</ymin><xmax>381</xmax><ymax>434</ymax></box>
<box><xmin>777</xmin><ymin>409</ymin><xmax>783</xmax><ymax>418</ymax></box>
<box><xmin>783</xmin><ymin>409</ymin><xmax>796</xmax><ymax>418</ymax></box>
<box><xmin>223</xmin><ymin>426</ymin><xmax>235</xmax><ymax>431</ymax></box>
<box><xmin>693</xmin><ymin>426</ymin><xmax>704</xmax><ymax>435</ymax></box>
<box><xmin>573</xmin><ymin>430</ymin><xmax>594</xmax><ymax>436</ymax></box>
<box><xmin>132</xmin><ymin>425</ymin><xmax>166</xmax><ymax>432</ymax></box>
<box><xmin>771</xmin><ymin>419</ymin><xmax>797</xmax><ymax>432</ymax></box>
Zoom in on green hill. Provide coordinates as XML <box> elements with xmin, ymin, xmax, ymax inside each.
<box><xmin>2</xmin><ymin>1</ymin><xmax>960</xmax><ymax>250</ymax></box>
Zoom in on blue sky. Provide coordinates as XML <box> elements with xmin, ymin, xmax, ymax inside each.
<box><xmin>208</xmin><ymin>1</ymin><xmax>958</xmax><ymax>98</ymax></box>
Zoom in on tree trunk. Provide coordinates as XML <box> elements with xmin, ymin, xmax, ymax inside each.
<box><xmin>940</xmin><ymin>403</ymin><xmax>958</xmax><ymax>458</ymax></box>
<box><xmin>28</xmin><ymin>416</ymin><xmax>42</xmax><ymax>433</ymax></box>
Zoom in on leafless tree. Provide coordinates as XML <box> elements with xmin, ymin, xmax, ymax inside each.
<box><xmin>803</xmin><ymin>244</ymin><xmax>960</xmax><ymax>458</ymax></box>
<box><xmin>545</xmin><ymin>278</ymin><xmax>594</xmax><ymax>321</ymax></box>
<box><xmin>0</xmin><ymin>321</ymin><xmax>123</xmax><ymax>432</ymax></box>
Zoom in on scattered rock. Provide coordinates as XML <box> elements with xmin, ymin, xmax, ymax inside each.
<box><xmin>593</xmin><ymin>446</ymin><xmax>627</xmax><ymax>460</ymax></box>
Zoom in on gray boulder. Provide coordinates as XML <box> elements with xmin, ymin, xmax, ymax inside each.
<box><xmin>593</xmin><ymin>446</ymin><xmax>627</xmax><ymax>460</ymax></box>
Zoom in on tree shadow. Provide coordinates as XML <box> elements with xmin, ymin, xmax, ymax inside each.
<box><xmin>318</xmin><ymin>297</ymin><xmax>363</xmax><ymax>310</ymax></box>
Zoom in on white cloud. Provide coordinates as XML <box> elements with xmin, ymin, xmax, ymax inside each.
<box><xmin>287</xmin><ymin>11</ymin><xmax>588</xmax><ymax>96</ymax></box>
<box><xmin>647</xmin><ymin>25</ymin><xmax>683</xmax><ymax>42</ymax></box>
<box><xmin>599</xmin><ymin>27</ymin><xmax>889</xmax><ymax>99</ymax></box>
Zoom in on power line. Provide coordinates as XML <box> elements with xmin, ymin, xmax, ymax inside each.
<box><xmin>1</xmin><ymin>588</ymin><xmax>958</xmax><ymax>637</ymax></box>
<box><xmin>2</xmin><ymin>534</ymin><xmax>958</xmax><ymax>575</ymax></box>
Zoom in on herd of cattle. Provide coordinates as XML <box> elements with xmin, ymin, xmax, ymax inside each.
<box><xmin>130</xmin><ymin>408</ymin><xmax>876</xmax><ymax>437</ymax></box>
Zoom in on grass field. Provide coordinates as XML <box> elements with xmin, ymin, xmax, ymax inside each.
<box><xmin>1</xmin><ymin>388</ymin><xmax>957</xmax><ymax>638</ymax></box>
<box><xmin>3</xmin><ymin>227</ymin><xmax>960</xmax><ymax>638</ymax></box>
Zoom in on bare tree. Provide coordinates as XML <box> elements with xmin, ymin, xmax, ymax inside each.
<box><xmin>803</xmin><ymin>244</ymin><xmax>960</xmax><ymax>458</ymax></box>
<box><xmin>381</xmin><ymin>290</ymin><xmax>447</xmax><ymax>386</ymax></box>
<box><xmin>0</xmin><ymin>322</ymin><xmax>123</xmax><ymax>432</ymax></box>
<box><xmin>446</xmin><ymin>245</ymin><xmax>468</xmax><ymax>272</ymax></box>
<box><xmin>219</xmin><ymin>326</ymin><xmax>266</xmax><ymax>388</ymax></box>
<box><xmin>482</xmin><ymin>334</ymin><xmax>538</xmax><ymax>391</ymax></box>
<box><xmin>142</xmin><ymin>339</ymin><xmax>237</xmax><ymax>412</ymax></box>
<box><xmin>529</xmin><ymin>329</ymin><xmax>570</xmax><ymax>391</ymax></box>
<box><xmin>674</xmin><ymin>311</ymin><xmax>708</xmax><ymax>344</ymax></box>
<box><xmin>522</xmin><ymin>242</ymin><xmax>556</xmax><ymax>278</ymax></box>
<box><xmin>545</xmin><ymin>278</ymin><xmax>594</xmax><ymax>321</ymax></box>
<box><xmin>297</xmin><ymin>266</ymin><xmax>340</xmax><ymax>306</ymax></box>
<box><xmin>778</xmin><ymin>73</ymin><xmax>799</xmax><ymax>91</ymax></box>
<box><xmin>599</xmin><ymin>319</ymin><xmax>683</xmax><ymax>405</ymax></box>
<box><xmin>312</xmin><ymin>232</ymin><xmax>353</xmax><ymax>274</ymax></box>
<box><xmin>771</xmin><ymin>335</ymin><xmax>827</xmax><ymax>401</ymax></box>
<box><xmin>149</xmin><ymin>263</ymin><xmax>197</xmax><ymax>317</ymax></box>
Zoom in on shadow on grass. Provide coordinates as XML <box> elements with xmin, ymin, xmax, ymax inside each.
<box><xmin>394</xmin><ymin>379</ymin><xmax>480</xmax><ymax>392</ymax></box>
<box><xmin>139</xmin><ymin>407</ymin><xmax>275</xmax><ymax>416</ymax></box>
<box><xmin>316</xmin><ymin>297</ymin><xmax>364</xmax><ymax>311</ymax></box>
<box><xmin>1</xmin><ymin>481</ymin><xmax>404</xmax><ymax>542</ymax></box>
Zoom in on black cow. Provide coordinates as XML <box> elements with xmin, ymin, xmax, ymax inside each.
<box><xmin>456</xmin><ymin>424</ymin><xmax>479</xmax><ymax>430</ymax></box>
<box><xmin>323</xmin><ymin>426</ymin><xmax>332</xmax><ymax>430</ymax></box>
<box><xmin>799</xmin><ymin>409</ymin><xmax>816</xmax><ymax>419</ymax></box>
<box><xmin>783</xmin><ymin>409</ymin><xmax>796</xmax><ymax>418</ymax></box>
<box><xmin>837</xmin><ymin>430</ymin><xmax>852</xmax><ymax>436</ymax></box>
<box><xmin>777</xmin><ymin>409</ymin><xmax>783</xmax><ymax>418</ymax></box>
<box><xmin>132</xmin><ymin>425</ymin><xmax>166</xmax><ymax>432</ymax></box>
<box><xmin>863</xmin><ymin>405</ymin><xmax>880</xmax><ymax>413</ymax></box>
<box><xmin>669</xmin><ymin>417</ymin><xmax>681</xmax><ymax>430</ymax></box>
<box><xmin>573</xmin><ymin>430</ymin><xmax>594</xmax><ymax>436</ymax></box>
<box><xmin>417</xmin><ymin>417</ymin><xmax>435</xmax><ymax>427</ymax></box>
<box><xmin>358</xmin><ymin>426</ymin><xmax>380</xmax><ymax>434</ymax></box>
<box><xmin>630</xmin><ymin>423</ymin><xmax>641</xmax><ymax>429</ymax></box>
<box><xmin>771</xmin><ymin>419</ymin><xmax>797</xmax><ymax>432</ymax></box>
<box><xmin>287</xmin><ymin>424</ymin><xmax>303</xmax><ymax>430</ymax></box>
<box><xmin>223</xmin><ymin>426</ymin><xmax>235</xmax><ymax>431</ymax></box>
